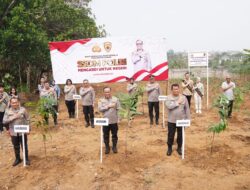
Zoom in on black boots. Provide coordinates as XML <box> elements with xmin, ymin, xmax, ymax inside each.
<box><xmin>85</xmin><ymin>123</ymin><xmax>95</xmax><ymax>128</ymax></box>
<box><xmin>12</xmin><ymin>158</ymin><xmax>22</xmax><ymax>166</ymax></box>
<box><xmin>105</xmin><ymin>143</ymin><xmax>118</xmax><ymax>154</ymax></box>
<box><xmin>167</xmin><ymin>145</ymin><xmax>172</xmax><ymax>156</ymax></box>
<box><xmin>112</xmin><ymin>139</ymin><xmax>118</xmax><ymax>153</ymax></box>
<box><xmin>112</xmin><ymin>146</ymin><xmax>118</xmax><ymax>153</ymax></box>
<box><xmin>13</xmin><ymin>158</ymin><xmax>30</xmax><ymax>166</ymax></box>
<box><xmin>54</xmin><ymin>117</ymin><xmax>58</xmax><ymax>126</ymax></box>
<box><xmin>25</xmin><ymin>160</ymin><xmax>30</xmax><ymax>166</ymax></box>
<box><xmin>105</xmin><ymin>145</ymin><xmax>110</xmax><ymax>154</ymax></box>
<box><xmin>0</xmin><ymin>123</ymin><xmax>4</xmax><ymax>132</ymax></box>
<box><xmin>167</xmin><ymin>146</ymin><xmax>182</xmax><ymax>156</ymax></box>
<box><xmin>85</xmin><ymin>120</ymin><xmax>94</xmax><ymax>128</ymax></box>
<box><xmin>177</xmin><ymin>146</ymin><xmax>182</xmax><ymax>155</ymax></box>
<box><xmin>69</xmin><ymin>112</ymin><xmax>75</xmax><ymax>118</ymax></box>
<box><xmin>13</xmin><ymin>147</ymin><xmax>22</xmax><ymax>166</ymax></box>
<box><xmin>112</xmin><ymin>141</ymin><xmax>118</xmax><ymax>153</ymax></box>
<box><xmin>150</xmin><ymin>120</ymin><xmax>159</xmax><ymax>126</ymax></box>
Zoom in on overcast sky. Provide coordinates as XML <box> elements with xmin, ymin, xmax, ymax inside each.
<box><xmin>90</xmin><ymin>0</ymin><xmax>250</xmax><ymax>52</ymax></box>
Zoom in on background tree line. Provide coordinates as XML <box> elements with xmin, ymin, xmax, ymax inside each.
<box><xmin>167</xmin><ymin>49</ymin><xmax>250</xmax><ymax>76</ymax></box>
<box><xmin>0</xmin><ymin>0</ymin><xmax>105</xmax><ymax>92</ymax></box>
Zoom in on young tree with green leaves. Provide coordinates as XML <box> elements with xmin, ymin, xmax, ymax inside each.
<box><xmin>208</xmin><ymin>95</ymin><xmax>229</xmax><ymax>153</ymax></box>
<box><xmin>117</xmin><ymin>86</ymin><xmax>144</xmax><ymax>157</ymax></box>
<box><xmin>34</xmin><ymin>97</ymin><xmax>57</xmax><ymax>158</ymax></box>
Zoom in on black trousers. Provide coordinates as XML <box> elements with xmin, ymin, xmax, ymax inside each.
<box><xmin>0</xmin><ymin>111</ymin><xmax>4</xmax><ymax>132</ymax></box>
<box><xmin>83</xmin><ymin>105</ymin><xmax>94</xmax><ymax>124</ymax></box>
<box><xmin>228</xmin><ymin>100</ymin><xmax>234</xmax><ymax>117</ymax></box>
<box><xmin>44</xmin><ymin>105</ymin><xmax>58</xmax><ymax>124</ymax></box>
<box><xmin>184</xmin><ymin>95</ymin><xmax>192</xmax><ymax>108</ymax></box>
<box><xmin>148</xmin><ymin>102</ymin><xmax>159</xmax><ymax>122</ymax></box>
<box><xmin>65</xmin><ymin>100</ymin><xmax>75</xmax><ymax>117</ymax></box>
<box><xmin>103</xmin><ymin>123</ymin><xmax>118</xmax><ymax>147</ymax></box>
<box><xmin>11</xmin><ymin>134</ymin><xmax>29</xmax><ymax>160</ymax></box>
<box><xmin>167</xmin><ymin>122</ymin><xmax>182</xmax><ymax>147</ymax></box>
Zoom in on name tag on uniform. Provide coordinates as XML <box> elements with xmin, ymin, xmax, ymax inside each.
<box><xmin>176</xmin><ymin>120</ymin><xmax>191</xmax><ymax>127</ymax></box>
<box><xmin>158</xmin><ymin>95</ymin><xmax>168</xmax><ymax>101</ymax></box>
<box><xmin>94</xmin><ymin>118</ymin><xmax>109</xmax><ymax>126</ymax></box>
<box><xmin>73</xmin><ymin>95</ymin><xmax>81</xmax><ymax>100</ymax></box>
<box><xmin>14</xmin><ymin>125</ymin><xmax>30</xmax><ymax>133</ymax></box>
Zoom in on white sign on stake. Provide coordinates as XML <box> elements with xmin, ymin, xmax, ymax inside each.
<box><xmin>14</xmin><ymin>125</ymin><xmax>29</xmax><ymax>133</ymax></box>
<box><xmin>94</xmin><ymin>118</ymin><xmax>109</xmax><ymax>163</ymax></box>
<box><xmin>158</xmin><ymin>95</ymin><xmax>168</xmax><ymax>101</ymax></box>
<box><xmin>176</xmin><ymin>120</ymin><xmax>191</xmax><ymax>127</ymax></box>
<box><xmin>14</xmin><ymin>125</ymin><xmax>30</xmax><ymax>167</ymax></box>
<box><xmin>188</xmin><ymin>51</ymin><xmax>209</xmax><ymax>109</ymax></box>
<box><xmin>73</xmin><ymin>95</ymin><xmax>81</xmax><ymax>100</ymax></box>
<box><xmin>158</xmin><ymin>95</ymin><xmax>168</xmax><ymax>128</ymax></box>
<box><xmin>188</xmin><ymin>52</ymin><xmax>208</xmax><ymax>67</ymax></box>
<box><xmin>176</xmin><ymin>120</ymin><xmax>191</xmax><ymax>160</ymax></box>
<box><xmin>94</xmin><ymin>118</ymin><xmax>109</xmax><ymax>126</ymax></box>
<box><xmin>73</xmin><ymin>95</ymin><xmax>81</xmax><ymax>119</ymax></box>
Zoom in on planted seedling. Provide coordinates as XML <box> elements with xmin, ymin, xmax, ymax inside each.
<box><xmin>117</xmin><ymin>87</ymin><xmax>143</xmax><ymax>157</ymax></box>
<box><xmin>33</xmin><ymin>97</ymin><xmax>57</xmax><ymax>158</ymax></box>
<box><xmin>208</xmin><ymin>95</ymin><xmax>229</xmax><ymax>154</ymax></box>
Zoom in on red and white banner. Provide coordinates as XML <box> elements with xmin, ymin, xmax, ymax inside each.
<box><xmin>49</xmin><ymin>37</ymin><xmax>168</xmax><ymax>84</ymax></box>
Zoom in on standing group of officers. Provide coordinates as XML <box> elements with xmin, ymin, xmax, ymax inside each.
<box><xmin>0</xmin><ymin>73</ymin><xmax>236</xmax><ymax>166</ymax></box>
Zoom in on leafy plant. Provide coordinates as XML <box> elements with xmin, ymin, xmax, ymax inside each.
<box><xmin>33</xmin><ymin>97</ymin><xmax>57</xmax><ymax>158</ymax></box>
<box><xmin>24</xmin><ymin>101</ymin><xmax>37</xmax><ymax>108</ymax></box>
<box><xmin>136</xmin><ymin>85</ymin><xmax>145</xmax><ymax>114</ymax></box>
<box><xmin>1</xmin><ymin>73</ymin><xmax>14</xmax><ymax>92</ymax></box>
<box><xmin>37</xmin><ymin>97</ymin><xmax>57</xmax><ymax>121</ymax></box>
<box><xmin>233</xmin><ymin>87</ymin><xmax>244</xmax><ymax>110</ymax></box>
<box><xmin>208</xmin><ymin>95</ymin><xmax>229</xmax><ymax>153</ymax></box>
<box><xmin>242</xmin><ymin>81</ymin><xmax>250</xmax><ymax>92</ymax></box>
<box><xmin>18</xmin><ymin>84</ymin><xmax>30</xmax><ymax>93</ymax></box>
<box><xmin>117</xmin><ymin>87</ymin><xmax>143</xmax><ymax>157</ymax></box>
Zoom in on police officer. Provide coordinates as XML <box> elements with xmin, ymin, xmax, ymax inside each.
<box><xmin>64</xmin><ymin>79</ymin><xmax>76</xmax><ymax>118</ymax></box>
<box><xmin>221</xmin><ymin>75</ymin><xmax>236</xmax><ymax>118</ymax></box>
<box><xmin>98</xmin><ymin>87</ymin><xmax>120</xmax><ymax>154</ymax></box>
<box><xmin>182</xmin><ymin>72</ymin><xmax>194</xmax><ymax>108</ymax></box>
<box><xmin>3</xmin><ymin>97</ymin><xmax>30</xmax><ymax>166</ymax></box>
<box><xmin>0</xmin><ymin>83</ymin><xmax>9</xmax><ymax>133</ymax></box>
<box><xmin>79</xmin><ymin>79</ymin><xmax>95</xmax><ymax>128</ymax></box>
<box><xmin>127</xmin><ymin>77</ymin><xmax>138</xmax><ymax>95</ymax></box>
<box><xmin>146</xmin><ymin>75</ymin><xmax>161</xmax><ymax>126</ymax></box>
<box><xmin>165</xmin><ymin>84</ymin><xmax>190</xmax><ymax>156</ymax></box>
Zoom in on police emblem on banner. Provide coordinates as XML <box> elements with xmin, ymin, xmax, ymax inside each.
<box><xmin>104</xmin><ymin>42</ymin><xmax>112</xmax><ymax>52</ymax></box>
<box><xmin>92</xmin><ymin>45</ymin><xmax>101</xmax><ymax>52</ymax></box>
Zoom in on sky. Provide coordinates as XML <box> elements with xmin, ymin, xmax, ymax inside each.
<box><xmin>90</xmin><ymin>0</ymin><xmax>250</xmax><ymax>52</ymax></box>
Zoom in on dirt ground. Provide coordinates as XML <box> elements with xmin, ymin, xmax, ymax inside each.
<box><xmin>0</xmin><ymin>81</ymin><xmax>249</xmax><ymax>190</ymax></box>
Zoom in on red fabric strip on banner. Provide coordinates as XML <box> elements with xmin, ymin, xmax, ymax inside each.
<box><xmin>105</xmin><ymin>76</ymin><xmax>128</xmax><ymax>83</ymax></box>
<box><xmin>149</xmin><ymin>62</ymin><xmax>168</xmax><ymax>74</ymax></box>
<box><xmin>104</xmin><ymin>61</ymin><xmax>168</xmax><ymax>82</ymax></box>
<box><xmin>49</xmin><ymin>39</ymin><xmax>91</xmax><ymax>53</ymax></box>
<box><xmin>142</xmin><ymin>68</ymin><xmax>168</xmax><ymax>81</ymax></box>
